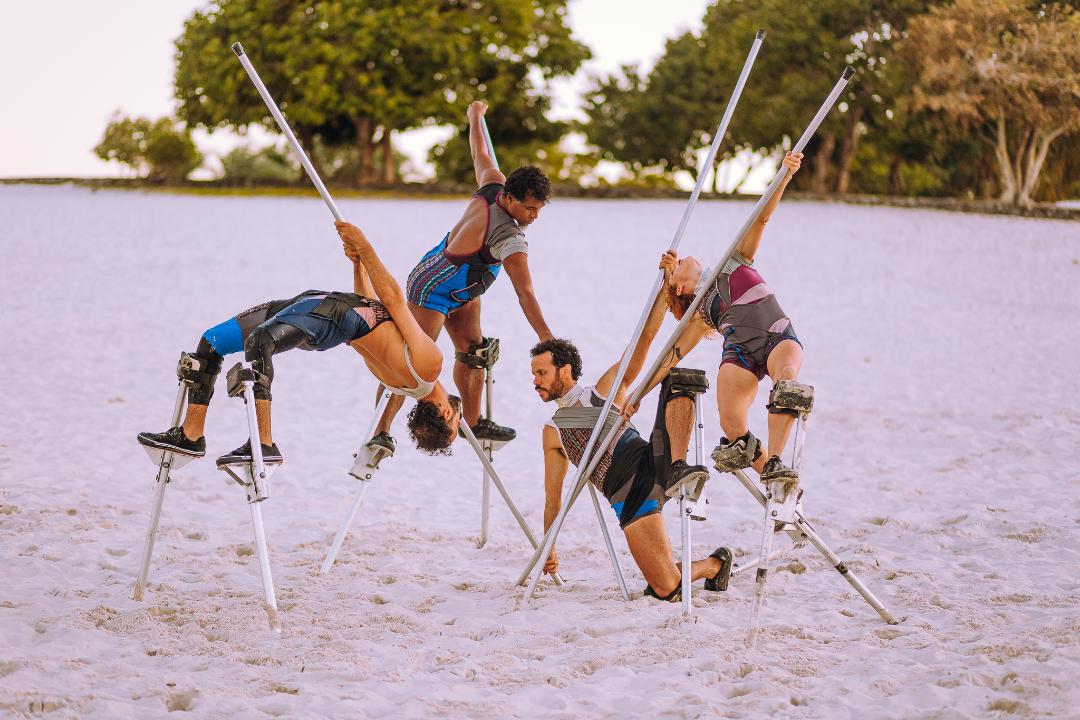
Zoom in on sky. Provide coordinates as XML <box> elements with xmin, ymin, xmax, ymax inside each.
<box><xmin>0</xmin><ymin>0</ymin><xmax>725</xmax><ymax>181</ymax></box>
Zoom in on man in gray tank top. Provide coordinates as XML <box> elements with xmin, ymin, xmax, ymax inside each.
<box><xmin>366</xmin><ymin>100</ymin><xmax>557</xmax><ymax>458</ymax></box>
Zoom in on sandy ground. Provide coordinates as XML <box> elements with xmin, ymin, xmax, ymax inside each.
<box><xmin>1</xmin><ymin>185</ymin><xmax>1078</xmax><ymax>719</ymax></box>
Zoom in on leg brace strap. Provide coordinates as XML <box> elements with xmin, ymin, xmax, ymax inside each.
<box><xmin>767</xmin><ymin>379</ymin><xmax>815</xmax><ymax>416</ymax></box>
<box><xmin>455</xmin><ymin>336</ymin><xmax>500</xmax><ymax>370</ymax></box>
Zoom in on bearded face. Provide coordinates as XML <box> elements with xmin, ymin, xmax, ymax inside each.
<box><xmin>530</xmin><ymin>352</ymin><xmax>570</xmax><ymax>402</ymax></box>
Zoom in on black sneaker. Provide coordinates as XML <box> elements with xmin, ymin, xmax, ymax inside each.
<box><xmin>365</xmin><ymin>432</ymin><xmax>396</xmax><ymax>456</ymax></box>
<box><xmin>761</xmin><ymin>454</ymin><xmax>798</xmax><ymax>482</ymax></box>
<box><xmin>137</xmin><ymin>426</ymin><xmax>206</xmax><ymax>457</ymax></box>
<box><xmin>216</xmin><ymin>439</ymin><xmax>283</xmax><ymax>467</ymax></box>
<box><xmin>462</xmin><ymin>417</ymin><xmax>517</xmax><ymax>443</ymax></box>
<box><xmin>665</xmin><ymin>459</ymin><xmax>710</xmax><ymax>499</ymax></box>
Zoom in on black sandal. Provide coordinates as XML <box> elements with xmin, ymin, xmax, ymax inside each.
<box><xmin>703</xmin><ymin>547</ymin><xmax>732</xmax><ymax>592</ymax></box>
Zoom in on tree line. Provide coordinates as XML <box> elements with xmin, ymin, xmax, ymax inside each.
<box><xmin>95</xmin><ymin>0</ymin><xmax>1080</xmax><ymax>206</ymax></box>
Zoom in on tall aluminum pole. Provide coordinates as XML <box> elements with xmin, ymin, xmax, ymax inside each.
<box><xmin>232</xmin><ymin>42</ymin><xmax>343</xmax><ymax>221</ymax></box>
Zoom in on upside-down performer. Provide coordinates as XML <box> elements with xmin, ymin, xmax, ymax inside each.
<box><xmin>628</xmin><ymin>151</ymin><xmax>808</xmax><ymax>483</ymax></box>
<box><xmin>529</xmin><ymin>288</ymin><xmax>732</xmax><ymax>602</ymax></box>
<box><xmin>365</xmin><ymin>100</ymin><xmax>556</xmax><ymax>459</ymax></box>
<box><xmin>137</xmin><ymin>221</ymin><xmax>462</xmax><ymax>465</ymax></box>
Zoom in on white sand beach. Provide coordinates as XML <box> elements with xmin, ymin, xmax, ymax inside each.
<box><xmin>1</xmin><ymin>185</ymin><xmax>1078</xmax><ymax>718</ymax></box>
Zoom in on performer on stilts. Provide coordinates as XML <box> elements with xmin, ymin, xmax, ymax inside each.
<box><xmin>137</xmin><ymin>221</ymin><xmax>464</xmax><ymax>464</ymax></box>
<box><xmin>365</xmin><ymin>100</ymin><xmax>556</xmax><ymax>459</ymax></box>
<box><xmin>626</xmin><ymin>151</ymin><xmax>807</xmax><ymax>483</ymax></box>
<box><xmin>529</xmin><ymin>286</ymin><xmax>732</xmax><ymax>602</ymax></box>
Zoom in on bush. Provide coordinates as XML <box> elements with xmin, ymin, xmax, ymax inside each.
<box><xmin>221</xmin><ymin>145</ymin><xmax>296</xmax><ymax>184</ymax></box>
<box><xmin>94</xmin><ymin>114</ymin><xmax>202</xmax><ymax>182</ymax></box>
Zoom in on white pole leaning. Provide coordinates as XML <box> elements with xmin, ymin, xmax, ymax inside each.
<box><xmin>480</xmin><ymin>117</ymin><xmax>499</xmax><ymax>171</ymax></box>
<box><xmin>519</xmin><ymin>64</ymin><xmax>856</xmax><ymax>599</ymax></box>
<box><xmin>518</xmin><ymin>32</ymin><xmax>768</xmax><ymax>599</ymax></box>
<box><xmin>320</xmin><ymin>390</ymin><xmax>393</xmax><ymax>574</ymax></box>
<box><xmin>232</xmin><ymin>42</ymin><xmax>343</xmax><ymax>221</ymax></box>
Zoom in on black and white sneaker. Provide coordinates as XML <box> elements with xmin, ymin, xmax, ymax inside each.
<box><xmin>364</xmin><ymin>432</ymin><xmax>396</xmax><ymax>457</ymax></box>
<box><xmin>137</xmin><ymin>426</ymin><xmax>206</xmax><ymax>457</ymax></box>
<box><xmin>463</xmin><ymin>417</ymin><xmax>517</xmax><ymax>443</ymax></box>
<box><xmin>665</xmin><ymin>460</ymin><xmax>710</xmax><ymax>499</ymax></box>
<box><xmin>215</xmin><ymin>439</ymin><xmax>283</xmax><ymax>467</ymax></box>
<box><xmin>760</xmin><ymin>455</ymin><xmax>798</xmax><ymax>482</ymax></box>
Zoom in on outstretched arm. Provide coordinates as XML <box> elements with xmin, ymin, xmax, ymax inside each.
<box><xmin>736</xmin><ymin>151</ymin><xmax>802</xmax><ymax>263</ymax></box>
<box><xmin>502</xmin><ymin>252</ymin><xmax>553</xmax><ymax>341</ymax></box>
<box><xmin>595</xmin><ymin>284</ymin><xmax>669</xmax><ymax>407</ymax></box>
<box><xmin>343</xmin><ymin>233</ymin><xmax>376</xmax><ymax>297</ymax></box>
<box><xmin>628</xmin><ymin>317</ymin><xmax>709</xmax><ymax>413</ymax></box>
<box><xmin>468</xmin><ymin>101</ymin><xmax>505</xmax><ymax>188</ymax></box>
<box><xmin>541</xmin><ymin>425</ymin><xmax>568</xmax><ymax>575</ymax></box>
<box><xmin>336</xmin><ymin>221</ymin><xmax>441</xmax><ymax>374</ymax></box>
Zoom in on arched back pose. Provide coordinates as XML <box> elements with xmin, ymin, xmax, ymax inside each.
<box><xmin>137</xmin><ymin>221</ymin><xmax>461</xmax><ymax>465</ymax></box>
<box><xmin>630</xmin><ymin>152</ymin><xmax>806</xmax><ymax>482</ymax></box>
<box><xmin>364</xmin><ymin>100</ymin><xmax>555</xmax><ymax>460</ymax></box>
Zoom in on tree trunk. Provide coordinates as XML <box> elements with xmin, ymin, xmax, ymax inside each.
<box><xmin>1017</xmin><ymin>126</ymin><xmax>1065</xmax><ymax>206</ymax></box>
<box><xmin>993</xmin><ymin>114</ymin><xmax>1017</xmax><ymax>204</ymax></box>
<box><xmin>379</xmin><ymin>127</ymin><xmax>396</xmax><ymax>184</ymax></box>
<box><xmin>834</xmin><ymin>108</ymin><xmax>864</xmax><ymax>194</ymax></box>
<box><xmin>887</xmin><ymin>153</ymin><xmax>904</xmax><ymax>195</ymax></box>
<box><xmin>355</xmin><ymin>117</ymin><xmax>375</xmax><ymax>186</ymax></box>
<box><xmin>808</xmin><ymin>133</ymin><xmax>835</xmax><ymax>193</ymax></box>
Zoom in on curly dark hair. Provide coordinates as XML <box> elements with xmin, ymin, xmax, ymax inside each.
<box><xmin>504</xmin><ymin>165</ymin><xmax>551</xmax><ymax>205</ymax></box>
<box><xmin>530</xmin><ymin>338</ymin><xmax>582</xmax><ymax>380</ymax></box>
<box><xmin>407</xmin><ymin>399</ymin><xmax>455</xmax><ymax>455</ymax></box>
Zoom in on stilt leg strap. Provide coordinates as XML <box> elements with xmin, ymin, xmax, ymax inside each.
<box><xmin>455</xmin><ymin>336</ymin><xmax>500</xmax><ymax>370</ymax></box>
<box><xmin>711</xmin><ymin>431</ymin><xmax>761</xmax><ymax>472</ymax></box>
<box><xmin>767</xmin><ymin>380</ymin><xmax>814</xmax><ymax>416</ymax></box>
<box><xmin>644</xmin><ymin>580</ymin><xmax>683</xmax><ymax>603</ymax></box>
<box><xmin>667</xmin><ymin>367</ymin><xmax>709</xmax><ymax>397</ymax></box>
<box><xmin>226</xmin><ymin>363</ymin><xmax>268</xmax><ymax>398</ymax></box>
<box><xmin>177</xmin><ymin>351</ymin><xmax>216</xmax><ymax>387</ymax></box>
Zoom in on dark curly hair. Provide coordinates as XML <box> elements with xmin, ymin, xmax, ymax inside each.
<box><xmin>504</xmin><ymin>165</ymin><xmax>551</xmax><ymax>205</ymax></box>
<box><xmin>530</xmin><ymin>338</ymin><xmax>582</xmax><ymax>380</ymax></box>
<box><xmin>407</xmin><ymin>399</ymin><xmax>455</xmax><ymax>455</ymax></box>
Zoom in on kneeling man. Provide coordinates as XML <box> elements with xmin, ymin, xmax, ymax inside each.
<box><xmin>529</xmin><ymin>289</ymin><xmax>732</xmax><ymax>601</ymax></box>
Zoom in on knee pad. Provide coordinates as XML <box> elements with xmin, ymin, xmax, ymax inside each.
<box><xmin>455</xmin><ymin>336</ymin><xmax>500</xmax><ymax>370</ymax></box>
<box><xmin>664</xmin><ymin>367</ymin><xmax>709</xmax><ymax>402</ymax></box>
<box><xmin>243</xmin><ymin>329</ymin><xmax>276</xmax><ymax>401</ymax></box>
<box><xmin>180</xmin><ymin>337</ymin><xmax>223</xmax><ymax>405</ymax></box>
<box><xmin>767</xmin><ymin>380</ymin><xmax>814</xmax><ymax>416</ymax></box>
<box><xmin>711</xmin><ymin>431</ymin><xmax>761</xmax><ymax>472</ymax></box>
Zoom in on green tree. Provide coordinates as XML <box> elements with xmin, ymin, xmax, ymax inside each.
<box><xmin>174</xmin><ymin>0</ymin><xmax>588</xmax><ymax>186</ymax></box>
<box><xmin>94</xmin><ymin>114</ymin><xmax>202</xmax><ymax>181</ymax></box>
<box><xmin>221</xmin><ymin>144</ymin><xmax>297</xmax><ymax>184</ymax></box>
<box><xmin>904</xmin><ymin>0</ymin><xmax>1080</xmax><ymax>206</ymax></box>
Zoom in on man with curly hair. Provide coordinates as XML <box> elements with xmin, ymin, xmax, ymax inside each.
<box><xmin>528</xmin><ymin>286</ymin><xmax>732</xmax><ymax>602</ymax></box>
<box><xmin>136</xmin><ymin>220</ymin><xmax>462</xmax><ymax>465</ymax></box>
<box><xmin>364</xmin><ymin>100</ymin><xmax>556</xmax><ymax>459</ymax></box>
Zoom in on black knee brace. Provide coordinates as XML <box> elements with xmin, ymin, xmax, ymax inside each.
<box><xmin>666</xmin><ymin>367</ymin><xmax>709</xmax><ymax>402</ymax></box>
<box><xmin>455</xmin><ymin>336</ymin><xmax>500</xmax><ymax>370</ymax></box>
<box><xmin>242</xmin><ymin>321</ymin><xmax>311</xmax><ymax>400</ymax></box>
<box><xmin>181</xmin><ymin>337</ymin><xmax>223</xmax><ymax>406</ymax></box>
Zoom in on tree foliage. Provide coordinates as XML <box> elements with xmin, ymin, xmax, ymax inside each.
<box><xmin>174</xmin><ymin>0</ymin><xmax>588</xmax><ymax>185</ymax></box>
<box><xmin>904</xmin><ymin>0</ymin><xmax>1080</xmax><ymax>205</ymax></box>
<box><xmin>94</xmin><ymin>114</ymin><xmax>202</xmax><ymax>182</ymax></box>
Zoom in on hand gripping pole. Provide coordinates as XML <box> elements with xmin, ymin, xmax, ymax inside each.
<box><xmin>232</xmin><ymin>42</ymin><xmax>342</xmax><ymax>221</ymax></box>
<box><xmin>519</xmin><ymin>63</ymin><xmax>854</xmax><ymax>600</ymax></box>
<box><xmin>458</xmin><ymin>422</ymin><xmax>564</xmax><ymax>587</ymax></box>
<box><xmin>518</xmin><ymin>31</ymin><xmax>766</xmax><ymax>599</ymax></box>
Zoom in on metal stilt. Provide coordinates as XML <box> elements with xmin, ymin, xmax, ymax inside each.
<box><xmin>679</xmin><ymin>392</ymin><xmax>709</xmax><ymax>615</ymax></box>
<box><xmin>134</xmin><ymin>354</ymin><xmax>200</xmax><ymax>601</ymax></box>
<box><xmin>218</xmin><ymin>363</ymin><xmax>281</xmax><ymax>633</ymax></box>
<box><xmin>478</xmin><ymin>364</ymin><xmax>494</xmax><ymax>548</ymax></box>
